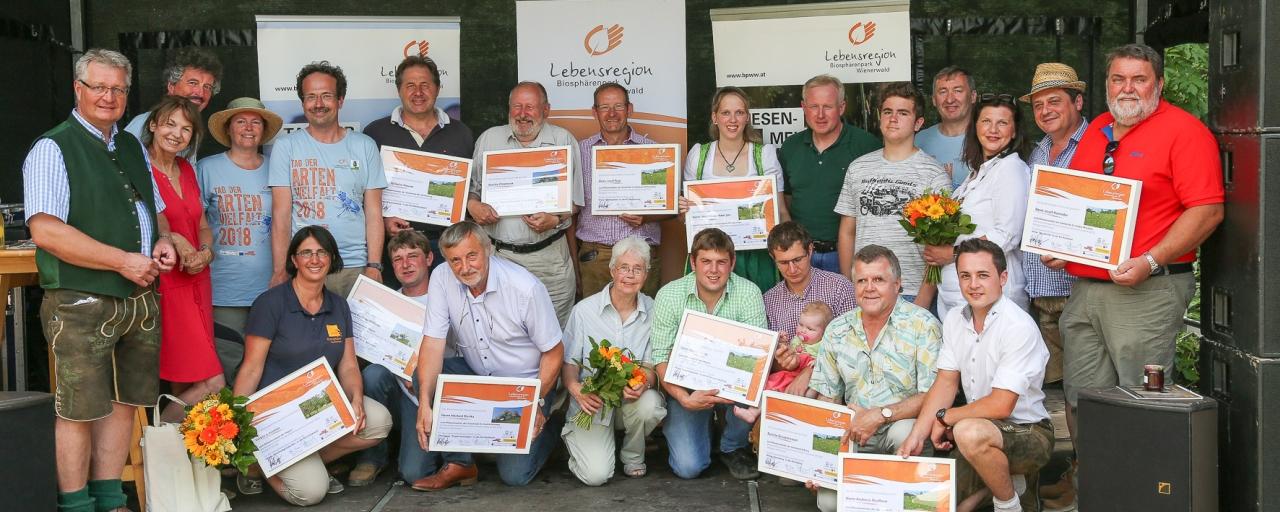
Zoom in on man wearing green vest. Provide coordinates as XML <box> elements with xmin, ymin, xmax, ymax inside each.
<box><xmin>22</xmin><ymin>48</ymin><xmax>177</xmax><ymax>512</ymax></box>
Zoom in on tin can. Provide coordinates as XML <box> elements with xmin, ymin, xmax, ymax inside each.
<box><xmin>1143</xmin><ymin>364</ymin><xmax>1165</xmax><ymax>392</ymax></box>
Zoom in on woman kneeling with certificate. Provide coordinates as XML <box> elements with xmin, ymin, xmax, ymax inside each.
<box><xmin>233</xmin><ymin>226</ymin><xmax>392</xmax><ymax>506</ymax></box>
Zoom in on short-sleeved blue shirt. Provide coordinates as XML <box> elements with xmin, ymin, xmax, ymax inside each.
<box><xmin>245</xmin><ymin>282</ymin><xmax>352</xmax><ymax>387</ymax></box>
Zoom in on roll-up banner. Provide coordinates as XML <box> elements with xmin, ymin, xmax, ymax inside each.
<box><xmin>516</xmin><ymin>0</ymin><xmax>687</xmax><ymax>152</ymax></box>
<box><xmin>711</xmin><ymin>0</ymin><xmax>911</xmax><ymax>87</ymax></box>
<box><xmin>256</xmin><ymin>15</ymin><xmax>462</xmax><ymax>142</ymax></box>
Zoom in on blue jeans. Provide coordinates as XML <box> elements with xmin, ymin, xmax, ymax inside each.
<box><xmin>661</xmin><ymin>397</ymin><xmax>752</xmax><ymax>479</ymax></box>
<box><xmin>810</xmin><ymin>250</ymin><xmax>841</xmax><ymax>274</ymax></box>
<box><xmin>436</xmin><ymin>357</ymin><xmax>561</xmax><ymax>486</ymax></box>
<box><xmin>357</xmin><ymin>365</ymin><xmax>441</xmax><ymax>483</ymax></box>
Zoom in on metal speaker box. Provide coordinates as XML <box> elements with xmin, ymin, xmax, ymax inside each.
<box><xmin>1209</xmin><ymin>0</ymin><xmax>1280</xmax><ymax>131</ymax></box>
<box><xmin>1076</xmin><ymin>387</ymin><xmax>1218</xmax><ymax>512</ymax></box>
<box><xmin>1201</xmin><ymin>133</ymin><xmax>1280</xmax><ymax>356</ymax></box>
<box><xmin>0</xmin><ymin>392</ymin><xmax>56</xmax><ymax>510</ymax></box>
<box><xmin>1199</xmin><ymin>338</ymin><xmax>1280</xmax><ymax>512</ymax></box>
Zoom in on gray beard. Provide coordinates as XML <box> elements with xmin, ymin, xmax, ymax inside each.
<box><xmin>1107</xmin><ymin>95</ymin><xmax>1158</xmax><ymax>126</ymax></box>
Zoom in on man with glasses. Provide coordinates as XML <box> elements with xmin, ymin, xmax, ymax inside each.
<box><xmin>807</xmin><ymin>244</ymin><xmax>941</xmax><ymax>512</ymax></box>
<box><xmin>23</xmin><ymin>48</ymin><xmax>178</xmax><ymax>512</ymax></box>
<box><xmin>575</xmin><ymin>82</ymin><xmax>673</xmax><ymax>298</ymax></box>
<box><xmin>1043</xmin><ymin>43</ymin><xmax>1223</xmax><ymax>484</ymax></box>
<box><xmin>763</xmin><ymin>221</ymin><xmax>855</xmax><ymax>342</ymax></box>
<box><xmin>123</xmin><ymin>47</ymin><xmax>223</xmax><ymax>162</ymax></box>
<box><xmin>268</xmin><ymin>61</ymin><xmax>386</xmax><ymax>296</ymax></box>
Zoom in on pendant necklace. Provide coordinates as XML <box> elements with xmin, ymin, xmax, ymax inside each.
<box><xmin>717</xmin><ymin>141</ymin><xmax>746</xmax><ymax>173</ymax></box>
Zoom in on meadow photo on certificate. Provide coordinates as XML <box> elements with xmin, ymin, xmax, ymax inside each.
<box><xmin>664</xmin><ymin>310</ymin><xmax>777</xmax><ymax>406</ymax></box>
<box><xmin>429</xmin><ymin>375</ymin><xmax>542</xmax><ymax>455</ymax></box>
<box><xmin>758</xmin><ymin>391</ymin><xmax>853</xmax><ymax>489</ymax></box>
<box><xmin>481</xmin><ymin>146</ymin><xmax>574</xmax><ymax>216</ymax></box>
<box><xmin>837</xmin><ymin>453</ymin><xmax>955</xmax><ymax>512</ymax></box>
<box><xmin>246</xmin><ymin>358</ymin><xmax>356</xmax><ymax>477</ymax></box>
<box><xmin>590</xmin><ymin>143</ymin><xmax>680</xmax><ymax>215</ymax></box>
<box><xmin>346</xmin><ymin>275</ymin><xmax>427</xmax><ymax>380</ymax></box>
<box><xmin>380</xmin><ymin>146</ymin><xmax>472</xmax><ymax>227</ymax></box>
<box><xmin>1020</xmin><ymin>164</ymin><xmax>1141</xmax><ymax>270</ymax></box>
<box><xmin>684</xmin><ymin>175</ymin><xmax>780</xmax><ymax>251</ymax></box>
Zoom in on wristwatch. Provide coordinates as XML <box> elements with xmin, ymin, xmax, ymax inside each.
<box><xmin>880</xmin><ymin>407</ymin><xmax>893</xmax><ymax>421</ymax></box>
<box><xmin>366</xmin><ymin>262</ymin><xmax>383</xmax><ymax>271</ymax></box>
<box><xmin>1142</xmin><ymin>252</ymin><xmax>1160</xmax><ymax>275</ymax></box>
<box><xmin>935</xmin><ymin>408</ymin><xmax>951</xmax><ymax>428</ymax></box>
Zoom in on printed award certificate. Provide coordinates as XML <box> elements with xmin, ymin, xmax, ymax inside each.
<box><xmin>758</xmin><ymin>391</ymin><xmax>853</xmax><ymax>489</ymax></box>
<box><xmin>380</xmin><ymin>146</ymin><xmax>472</xmax><ymax>227</ymax></box>
<box><xmin>246</xmin><ymin>358</ymin><xmax>357</xmax><ymax>478</ymax></box>
<box><xmin>590</xmin><ymin>144</ymin><xmax>680</xmax><ymax>215</ymax></box>
<box><xmin>429</xmin><ymin>375</ymin><xmax>542</xmax><ymax>454</ymax></box>
<box><xmin>481</xmin><ymin>146</ymin><xmax>574</xmax><ymax>216</ymax></box>
<box><xmin>837</xmin><ymin>453</ymin><xmax>956</xmax><ymax>512</ymax></box>
<box><xmin>1020</xmin><ymin>165</ymin><xmax>1142</xmax><ymax>270</ymax></box>
<box><xmin>346</xmin><ymin>274</ymin><xmax>427</xmax><ymax>381</ymax></box>
<box><xmin>664</xmin><ymin>310</ymin><xmax>777</xmax><ymax>406</ymax></box>
<box><xmin>684</xmin><ymin>175</ymin><xmax>780</xmax><ymax>251</ymax></box>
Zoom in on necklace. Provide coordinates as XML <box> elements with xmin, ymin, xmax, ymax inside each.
<box><xmin>717</xmin><ymin>141</ymin><xmax>747</xmax><ymax>173</ymax></box>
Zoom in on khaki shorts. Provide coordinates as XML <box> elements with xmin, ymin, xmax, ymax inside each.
<box><xmin>41</xmin><ymin>287</ymin><xmax>161</xmax><ymax>421</ymax></box>
<box><xmin>955</xmin><ymin>419</ymin><xmax>1054</xmax><ymax>510</ymax></box>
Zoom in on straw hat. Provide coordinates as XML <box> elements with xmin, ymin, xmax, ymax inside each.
<box><xmin>1019</xmin><ymin>63</ymin><xmax>1087</xmax><ymax>103</ymax></box>
<box><xmin>207</xmin><ymin>97</ymin><xmax>283</xmax><ymax>148</ymax></box>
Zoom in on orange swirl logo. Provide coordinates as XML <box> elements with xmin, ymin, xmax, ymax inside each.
<box><xmin>403</xmin><ymin>39</ymin><xmax>430</xmax><ymax>58</ymax></box>
<box><xmin>584</xmin><ymin>24</ymin><xmax>624</xmax><ymax>56</ymax></box>
<box><xmin>847</xmin><ymin>21</ymin><xmax>876</xmax><ymax>46</ymax></box>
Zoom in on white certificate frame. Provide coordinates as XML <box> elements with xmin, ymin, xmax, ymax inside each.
<box><xmin>429</xmin><ymin>374</ymin><xmax>543</xmax><ymax>455</ymax></box>
<box><xmin>380</xmin><ymin>146</ymin><xmax>473</xmax><ymax>227</ymax></box>
<box><xmin>1020</xmin><ymin>164</ymin><xmax>1142</xmax><ymax>270</ymax></box>
<box><xmin>665</xmin><ymin>310</ymin><xmax>778</xmax><ymax>407</ymax></box>
<box><xmin>683</xmin><ymin>174</ymin><xmax>781</xmax><ymax>252</ymax></box>
<box><xmin>481</xmin><ymin>145</ymin><xmax>575</xmax><ymax>217</ymax></box>
<box><xmin>837</xmin><ymin>452</ymin><xmax>956</xmax><ymax>512</ymax></box>
<box><xmin>589</xmin><ymin>143</ymin><xmax>681</xmax><ymax>215</ymax></box>
<box><xmin>346</xmin><ymin>274</ymin><xmax>427</xmax><ymax>380</ymax></box>
<box><xmin>757</xmin><ymin>391</ymin><xmax>853</xmax><ymax>490</ymax></box>
<box><xmin>246</xmin><ymin>357</ymin><xmax>356</xmax><ymax>478</ymax></box>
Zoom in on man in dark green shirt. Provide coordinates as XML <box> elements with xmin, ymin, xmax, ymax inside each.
<box><xmin>780</xmin><ymin>74</ymin><xmax>881</xmax><ymax>273</ymax></box>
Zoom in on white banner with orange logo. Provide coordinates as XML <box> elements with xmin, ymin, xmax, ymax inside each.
<box><xmin>256</xmin><ymin>15</ymin><xmax>462</xmax><ymax>138</ymax></box>
<box><xmin>711</xmin><ymin>1</ymin><xmax>911</xmax><ymax>87</ymax></box>
<box><xmin>515</xmin><ymin>0</ymin><xmax>687</xmax><ymax>151</ymax></box>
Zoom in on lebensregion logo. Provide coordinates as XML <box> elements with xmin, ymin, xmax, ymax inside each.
<box><xmin>584</xmin><ymin>24</ymin><xmax>624</xmax><ymax>56</ymax></box>
<box><xmin>403</xmin><ymin>39</ymin><xmax>430</xmax><ymax>58</ymax></box>
<box><xmin>847</xmin><ymin>21</ymin><xmax>876</xmax><ymax>46</ymax></box>
<box><xmin>825</xmin><ymin>19</ymin><xmax>895</xmax><ymax>72</ymax></box>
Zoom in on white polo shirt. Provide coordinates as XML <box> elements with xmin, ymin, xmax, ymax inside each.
<box><xmin>423</xmin><ymin>255</ymin><xmax>562</xmax><ymax>378</ymax></box>
<box><xmin>939</xmin><ymin>295</ymin><xmax>1050</xmax><ymax>425</ymax></box>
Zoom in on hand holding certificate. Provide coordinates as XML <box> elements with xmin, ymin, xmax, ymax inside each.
<box><xmin>346</xmin><ymin>275</ymin><xmax>427</xmax><ymax>380</ymax></box>
<box><xmin>664</xmin><ymin>310</ymin><xmax>777</xmax><ymax>406</ymax></box>
<box><xmin>429</xmin><ymin>375</ymin><xmax>542</xmax><ymax>454</ymax></box>
<box><xmin>590</xmin><ymin>144</ymin><xmax>680</xmax><ymax>215</ymax></box>
<box><xmin>482</xmin><ymin>146</ymin><xmax>574</xmax><ymax>216</ymax></box>
<box><xmin>380</xmin><ymin>146</ymin><xmax>472</xmax><ymax>227</ymax></box>
<box><xmin>758</xmin><ymin>391</ymin><xmax>854</xmax><ymax>489</ymax></box>
<box><xmin>837</xmin><ymin>453</ymin><xmax>955</xmax><ymax>512</ymax></box>
<box><xmin>684</xmin><ymin>175</ymin><xmax>780</xmax><ymax>251</ymax></box>
<box><xmin>246</xmin><ymin>358</ymin><xmax>357</xmax><ymax>478</ymax></box>
<box><xmin>1020</xmin><ymin>164</ymin><xmax>1142</xmax><ymax>270</ymax></box>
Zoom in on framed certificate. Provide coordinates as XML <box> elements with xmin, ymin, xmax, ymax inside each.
<box><xmin>590</xmin><ymin>144</ymin><xmax>680</xmax><ymax>215</ymax></box>
<box><xmin>346</xmin><ymin>274</ymin><xmax>427</xmax><ymax>380</ymax></box>
<box><xmin>837</xmin><ymin>453</ymin><xmax>956</xmax><ymax>512</ymax></box>
<box><xmin>246</xmin><ymin>358</ymin><xmax>357</xmax><ymax>478</ymax></box>
<box><xmin>664</xmin><ymin>310</ymin><xmax>777</xmax><ymax>407</ymax></box>
<box><xmin>429</xmin><ymin>375</ymin><xmax>543</xmax><ymax>454</ymax></box>
<box><xmin>683</xmin><ymin>175</ymin><xmax>780</xmax><ymax>251</ymax></box>
<box><xmin>1020</xmin><ymin>164</ymin><xmax>1142</xmax><ymax>270</ymax></box>
<box><xmin>380</xmin><ymin>146</ymin><xmax>472</xmax><ymax>227</ymax></box>
<box><xmin>481</xmin><ymin>146</ymin><xmax>574</xmax><ymax>216</ymax></box>
<box><xmin>758</xmin><ymin>391</ymin><xmax>853</xmax><ymax>489</ymax></box>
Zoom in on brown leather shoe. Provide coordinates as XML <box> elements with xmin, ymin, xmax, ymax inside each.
<box><xmin>411</xmin><ymin>463</ymin><xmax>479</xmax><ymax>491</ymax></box>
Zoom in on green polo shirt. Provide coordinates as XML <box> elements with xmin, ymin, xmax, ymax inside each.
<box><xmin>779</xmin><ymin>123</ymin><xmax>881</xmax><ymax>243</ymax></box>
<box><xmin>649</xmin><ymin>273</ymin><xmax>767</xmax><ymax>364</ymax></box>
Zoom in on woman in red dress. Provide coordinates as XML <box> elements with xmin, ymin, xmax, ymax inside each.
<box><xmin>144</xmin><ymin>96</ymin><xmax>222</xmax><ymax>420</ymax></box>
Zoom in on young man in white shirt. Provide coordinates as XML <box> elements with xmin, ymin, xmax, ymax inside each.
<box><xmin>899</xmin><ymin>239</ymin><xmax>1053</xmax><ymax>512</ymax></box>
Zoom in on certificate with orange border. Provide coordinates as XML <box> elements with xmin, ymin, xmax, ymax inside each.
<box><xmin>481</xmin><ymin>146</ymin><xmax>574</xmax><ymax>216</ymax></box>
<box><xmin>380</xmin><ymin>146</ymin><xmax>472</xmax><ymax>227</ymax></box>
<box><xmin>590</xmin><ymin>144</ymin><xmax>680</xmax><ymax>215</ymax></box>
<box><xmin>837</xmin><ymin>453</ymin><xmax>956</xmax><ymax>512</ymax></box>
<box><xmin>429</xmin><ymin>375</ymin><xmax>542</xmax><ymax>454</ymax></box>
<box><xmin>758</xmin><ymin>391</ymin><xmax>853</xmax><ymax>489</ymax></box>
<box><xmin>684</xmin><ymin>175</ymin><xmax>780</xmax><ymax>251</ymax></box>
<box><xmin>665</xmin><ymin>310</ymin><xmax>777</xmax><ymax>407</ymax></box>
<box><xmin>346</xmin><ymin>274</ymin><xmax>426</xmax><ymax>381</ymax></box>
<box><xmin>246</xmin><ymin>358</ymin><xmax>357</xmax><ymax>478</ymax></box>
<box><xmin>1021</xmin><ymin>165</ymin><xmax>1142</xmax><ymax>270</ymax></box>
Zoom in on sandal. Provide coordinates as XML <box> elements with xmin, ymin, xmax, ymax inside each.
<box><xmin>623</xmin><ymin>462</ymin><xmax>647</xmax><ymax>478</ymax></box>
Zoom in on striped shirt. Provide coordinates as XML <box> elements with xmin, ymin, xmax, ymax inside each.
<box><xmin>762</xmin><ymin>268</ymin><xmax>856</xmax><ymax>336</ymax></box>
<box><xmin>649</xmin><ymin>272</ymin><xmax>767</xmax><ymax>364</ymax></box>
<box><xmin>576</xmin><ymin>128</ymin><xmax>663</xmax><ymax>246</ymax></box>
<box><xmin>23</xmin><ymin>109</ymin><xmax>165</xmax><ymax>255</ymax></box>
<box><xmin>809</xmin><ymin>299</ymin><xmax>942</xmax><ymax>408</ymax></box>
<box><xmin>1023</xmin><ymin>119</ymin><xmax>1087</xmax><ymax>298</ymax></box>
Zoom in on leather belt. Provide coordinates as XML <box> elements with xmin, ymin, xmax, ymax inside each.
<box><xmin>1151</xmin><ymin>262</ymin><xmax>1195</xmax><ymax>276</ymax></box>
<box><xmin>494</xmin><ymin>229</ymin><xmax>566</xmax><ymax>254</ymax></box>
<box><xmin>812</xmin><ymin>240</ymin><xmax>837</xmax><ymax>253</ymax></box>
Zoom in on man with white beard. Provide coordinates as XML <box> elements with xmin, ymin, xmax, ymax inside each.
<box><xmin>1041</xmin><ymin>44</ymin><xmax>1223</xmax><ymax>500</ymax></box>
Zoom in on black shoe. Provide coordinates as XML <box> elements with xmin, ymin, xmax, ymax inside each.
<box><xmin>721</xmin><ymin>448</ymin><xmax>760</xmax><ymax>480</ymax></box>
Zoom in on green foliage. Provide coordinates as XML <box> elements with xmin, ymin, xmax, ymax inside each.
<box><xmin>1175</xmin><ymin>260</ymin><xmax>1203</xmax><ymax>385</ymax></box>
<box><xmin>571</xmin><ymin>338</ymin><xmax>643</xmax><ymax>430</ymax></box>
<box><xmin>222</xmin><ymin>387</ymin><xmax>258</xmax><ymax>475</ymax></box>
<box><xmin>1163</xmin><ymin>43</ymin><xmax>1209</xmax><ymax>122</ymax></box>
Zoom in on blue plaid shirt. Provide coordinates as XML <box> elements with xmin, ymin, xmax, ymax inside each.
<box><xmin>1023</xmin><ymin>119</ymin><xmax>1087</xmax><ymax>298</ymax></box>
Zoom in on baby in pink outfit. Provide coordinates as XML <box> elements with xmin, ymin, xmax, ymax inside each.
<box><xmin>765</xmin><ymin>301</ymin><xmax>833</xmax><ymax>395</ymax></box>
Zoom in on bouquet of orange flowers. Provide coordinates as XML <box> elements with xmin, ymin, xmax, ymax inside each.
<box><xmin>180</xmin><ymin>387</ymin><xmax>257</xmax><ymax>473</ymax></box>
<box><xmin>899</xmin><ymin>189</ymin><xmax>976</xmax><ymax>283</ymax></box>
<box><xmin>571</xmin><ymin>338</ymin><xmax>647</xmax><ymax>430</ymax></box>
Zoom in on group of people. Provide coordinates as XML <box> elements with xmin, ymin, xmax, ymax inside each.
<box><xmin>22</xmin><ymin>39</ymin><xmax>1221</xmax><ymax>512</ymax></box>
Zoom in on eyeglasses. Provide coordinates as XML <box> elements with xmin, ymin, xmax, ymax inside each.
<box><xmin>613</xmin><ymin>264</ymin><xmax>648</xmax><ymax>277</ymax></box>
<box><xmin>979</xmin><ymin>93</ymin><xmax>1015</xmax><ymax>103</ymax></box>
<box><xmin>78</xmin><ymin>79</ymin><xmax>129</xmax><ymax>98</ymax></box>
<box><xmin>594</xmin><ymin>104</ymin><xmax>628</xmax><ymax>113</ymax></box>
<box><xmin>295</xmin><ymin>249</ymin><xmax>331</xmax><ymax>260</ymax></box>
<box><xmin>1102</xmin><ymin>140</ymin><xmax>1120</xmax><ymax>175</ymax></box>
<box><xmin>302</xmin><ymin>93</ymin><xmax>337</xmax><ymax>104</ymax></box>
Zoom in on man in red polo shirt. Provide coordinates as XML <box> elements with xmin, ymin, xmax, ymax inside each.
<box><xmin>1043</xmin><ymin>43</ymin><xmax>1223</xmax><ymax>446</ymax></box>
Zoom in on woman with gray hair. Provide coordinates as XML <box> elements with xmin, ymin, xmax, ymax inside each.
<box><xmin>560</xmin><ymin>236</ymin><xmax>666</xmax><ymax>485</ymax></box>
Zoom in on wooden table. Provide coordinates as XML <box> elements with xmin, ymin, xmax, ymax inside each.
<box><xmin>1</xmin><ymin>248</ymin><xmax>38</xmax><ymax>391</ymax></box>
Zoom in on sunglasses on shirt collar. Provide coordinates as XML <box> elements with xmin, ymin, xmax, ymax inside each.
<box><xmin>1102</xmin><ymin>140</ymin><xmax>1120</xmax><ymax>175</ymax></box>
